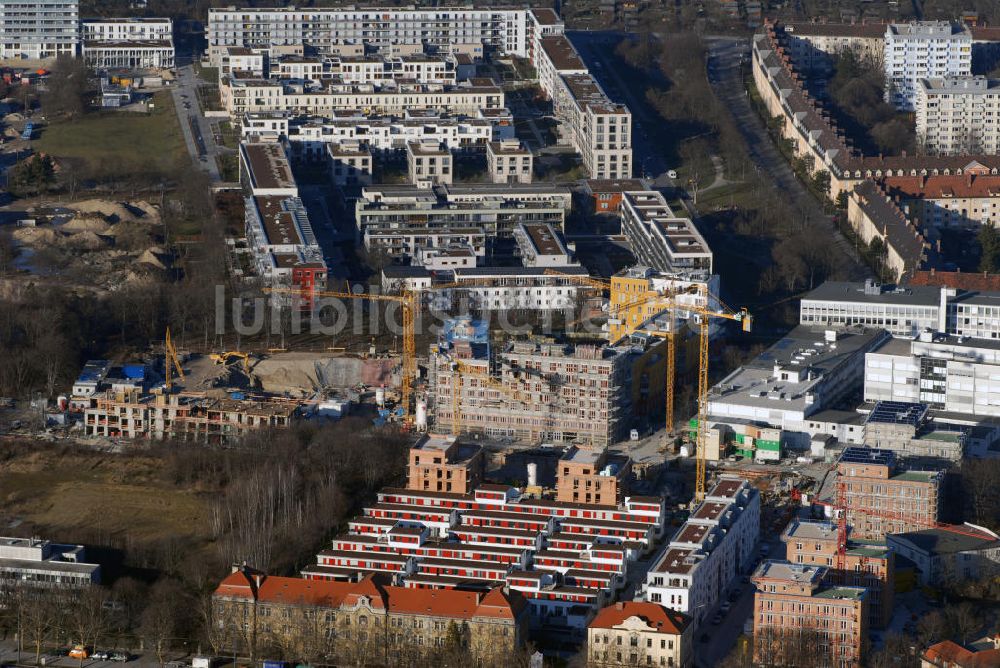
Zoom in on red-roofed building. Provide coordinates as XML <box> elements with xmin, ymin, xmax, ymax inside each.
<box><xmin>213</xmin><ymin>566</ymin><xmax>529</xmax><ymax>664</ymax></box>
<box><xmin>587</xmin><ymin>601</ymin><xmax>693</xmax><ymax>667</ymax></box>
<box><xmin>922</xmin><ymin>637</ymin><xmax>1000</xmax><ymax>667</ymax></box>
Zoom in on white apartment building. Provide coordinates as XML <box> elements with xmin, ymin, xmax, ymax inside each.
<box><xmin>535</xmin><ymin>34</ymin><xmax>631</xmax><ymax>179</ymax></box>
<box><xmin>487</xmin><ymin>139</ymin><xmax>533</xmax><ymax>184</ymax></box>
<box><xmin>407</xmin><ymin>140</ymin><xmax>453</xmax><ymax>186</ymax></box>
<box><xmin>220</xmin><ymin>47</ymin><xmax>266</xmax><ymax>77</ymax></box>
<box><xmin>437</xmin><ymin>265</ymin><xmax>590</xmax><ymax>311</ymax></box>
<box><xmin>367</xmin><ymin>227</ymin><xmax>486</xmax><ymax>260</ymax></box>
<box><xmin>801</xmin><ymin>280</ymin><xmax>1000</xmax><ymax>341</ymax></box>
<box><xmin>244</xmin><ymin>194</ymin><xmax>327</xmax><ymax>292</ymax></box>
<box><xmin>513</xmin><ymin>222</ymin><xmax>576</xmax><ymax>267</ymax></box>
<box><xmin>645</xmin><ymin>477</ymin><xmax>759</xmax><ymax>626</ymax></box>
<box><xmin>916</xmin><ymin>76</ymin><xmax>1000</xmax><ymax>155</ymax></box>
<box><xmin>81</xmin><ymin>18</ymin><xmax>174</xmax><ymax>69</ymax></box>
<box><xmin>884</xmin><ymin>21</ymin><xmax>972</xmax><ymax>111</ymax></box>
<box><xmin>239</xmin><ymin>141</ymin><xmax>298</xmax><ymax>197</ymax></box>
<box><xmin>0</xmin><ymin>0</ymin><xmax>78</xmax><ymax>60</ymax></box>
<box><xmin>620</xmin><ymin>191</ymin><xmax>712</xmax><ymax>274</ymax></box>
<box><xmin>865</xmin><ymin>332</ymin><xmax>1000</xmax><ymax>418</ymax></box>
<box><xmin>206</xmin><ymin>7</ymin><xmax>559</xmax><ymax>66</ymax></box>
<box><xmin>326</xmin><ymin>53</ymin><xmax>457</xmax><ymax>86</ymax></box>
<box><xmin>327</xmin><ymin>142</ymin><xmax>372</xmax><ymax>187</ymax></box>
<box><xmin>243</xmin><ymin>110</ymin><xmax>510</xmax><ymax>157</ymax></box>
<box><xmin>883</xmin><ymin>172</ymin><xmax>1000</xmax><ymax>228</ymax></box>
<box><xmin>222</xmin><ymin>74</ymin><xmax>504</xmax><ymax>122</ymax></box>
<box><xmin>356</xmin><ymin>184</ymin><xmax>570</xmax><ymax>256</ymax></box>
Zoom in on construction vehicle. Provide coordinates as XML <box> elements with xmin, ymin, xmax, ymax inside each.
<box><xmin>210</xmin><ymin>351</ymin><xmax>252</xmax><ymax>374</ymax></box>
<box><xmin>265</xmin><ymin>286</ymin><xmax>418</xmax><ymax>424</ymax></box>
<box><xmin>164</xmin><ymin>327</ymin><xmax>185</xmax><ymax>391</ymax></box>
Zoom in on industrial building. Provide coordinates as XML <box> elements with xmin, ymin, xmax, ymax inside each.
<box><xmin>0</xmin><ymin>536</ymin><xmax>101</xmax><ymax>587</ymax></box>
<box><xmin>706</xmin><ymin>325</ymin><xmax>890</xmax><ymax>449</ymax></box>
<box><xmin>644</xmin><ymin>477</ymin><xmax>759</xmax><ymax>626</ymax></box>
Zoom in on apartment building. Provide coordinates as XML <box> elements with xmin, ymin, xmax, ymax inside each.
<box><xmin>884</xmin><ymin>22</ymin><xmax>972</xmax><ymax>111</ymax></box>
<box><xmin>915</xmin><ymin>76</ymin><xmax>1000</xmax><ymax>155</ymax></box>
<box><xmin>0</xmin><ymin>0</ymin><xmax>78</xmax><ymax>60</ymax></box>
<box><xmin>864</xmin><ymin>331</ymin><xmax>1000</xmax><ymax>418</ymax></box>
<box><xmin>781</xmin><ymin>22</ymin><xmax>885</xmax><ymax>73</ymax></box>
<box><xmin>244</xmin><ymin>193</ymin><xmax>327</xmax><ymax>302</ymax></box>
<box><xmin>84</xmin><ymin>391</ymin><xmax>296</xmax><ymax>444</ymax></box>
<box><xmin>848</xmin><ymin>180</ymin><xmax>932</xmax><ymax>283</ymax></box>
<box><xmin>81</xmin><ymin>17</ymin><xmax>174</xmax><ymax>69</ymax></box>
<box><xmin>882</xmin><ymin>173</ymin><xmax>1000</xmax><ymax>228</ymax></box>
<box><xmin>620</xmin><ymin>192</ymin><xmax>712</xmax><ymax>275</ymax></box>
<box><xmin>428</xmin><ymin>338</ymin><xmax>635</xmax><ymax>446</ymax></box>
<box><xmin>370</xmin><ymin>227</ymin><xmax>486</xmax><ymax>264</ymax></box>
<box><xmin>535</xmin><ymin>35</ymin><xmax>632</xmax><ymax>179</ymax></box>
<box><xmin>645</xmin><ymin>477</ymin><xmax>760</xmax><ymax>625</ymax></box>
<box><xmin>407</xmin><ymin>140</ymin><xmax>453</xmax><ymax>185</ymax></box>
<box><xmin>837</xmin><ymin>447</ymin><xmax>942</xmax><ymax>541</ymax></box>
<box><xmin>706</xmin><ymin>326</ymin><xmax>891</xmax><ymax>449</ymax></box>
<box><xmin>356</xmin><ymin>184</ymin><xmax>569</xmax><ymax>257</ymax></box>
<box><xmin>513</xmin><ymin>222</ymin><xmax>575</xmax><ymax>268</ymax></box>
<box><xmin>206</xmin><ymin>8</ymin><xmax>554</xmax><ymax>66</ymax></box>
<box><xmin>300</xmin><ymin>482</ymin><xmax>666</xmax><ymax>635</ymax></box>
<box><xmin>407</xmin><ymin>434</ymin><xmax>485</xmax><ymax>494</ymax></box>
<box><xmin>752</xmin><ymin>561</ymin><xmax>868</xmax><ymax>667</ymax></box>
<box><xmin>608</xmin><ymin>266</ymin><xmax>719</xmax><ymax>343</ymax></box>
<box><xmin>221</xmin><ymin>72</ymin><xmax>504</xmax><ymax>122</ymax></box>
<box><xmin>327</xmin><ymin>142</ymin><xmax>373</xmax><ymax>186</ymax></box>
<box><xmin>323</xmin><ymin>53</ymin><xmax>457</xmax><ymax>86</ymax></box>
<box><xmin>555</xmin><ymin>446</ymin><xmax>631</xmax><ymax>506</ymax></box>
<box><xmin>487</xmin><ymin>139</ymin><xmax>533</xmax><ymax>184</ymax></box>
<box><xmin>214</xmin><ymin>567</ymin><xmax>529</xmax><ymax>663</ymax></box>
<box><xmin>587</xmin><ymin>602</ymin><xmax>693</xmax><ymax>668</ymax></box>
<box><xmin>0</xmin><ymin>536</ymin><xmax>100</xmax><ymax>587</ymax></box>
<box><xmin>239</xmin><ymin>141</ymin><xmax>298</xmax><ymax>197</ymax></box>
<box><xmin>782</xmin><ymin>520</ymin><xmax>894</xmax><ymax>629</ymax></box>
<box><xmin>435</xmin><ymin>265</ymin><xmax>591</xmax><ymax>311</ymax></box>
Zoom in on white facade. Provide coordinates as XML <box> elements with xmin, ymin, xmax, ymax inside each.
<box><xmin>407</xmin><ymin>140</ymin><xmax>453</xmax><ymax>186</ymax></box>
<box><xmin>0</xmin><ymin>536</ymin><xmax>100</xmax><ymax>587</ymax></box>
<box><xmin>620</xmin><ymin>191</ymin><xmax>712</xmax><ymax>274</ymax></box>
<box><xmin>81</xmin><ymin>17</ymin><xmax>170</xmax><ymax>42</ymax></box>
<box><xmin>644</xmin><ymin>477</ymin><xmax>759</xmax><ymax>626</ymax></box>
<box><xmin>865</xmin><ymin>333</ymin><xmax>1000</xmax><ymax>418</ymax></box>
<box><xmin>513</xmin><ymin>222</ymin><xmax>576</xmax><ymax>268</ymax></box>
<box><xmin>916</xmin><ymin>76</ymin><xmax>1000</xmax><ymax>155</ymax></box>
<box><xmin>487</xmin><ymin>139</ymin><xmax>533</xmax><ymax>184</ymax></box>
<box><xmin>327</xmin><ymin>142</ymin><xmax>372</xmax><ymax>186</ymax></box>
<box><xmin>206</xmin><ymin>7</ymin><xmax>552</xmax><ymax>66</ymax></box>
<box><xmin>243</xmin><ymin>111</ymin><xmax>509</xmax><ymax>156</ymax></box>
<box><xmin>884</xmin><ymin>22</ymin><xmax>972</xmax><ymax>111</ymax></box>
<box><xmin>438</xmin><ymin>266</ymin><xmax>588</xmax><ymax>311</ymax></box>
<box><xmin>0</xmin><ymin>0</ymin><xmax>78</xmax><ymax>60</ymax></box>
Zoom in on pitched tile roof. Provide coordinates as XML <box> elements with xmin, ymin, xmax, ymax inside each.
<box><xmin>909</xmin><ymin>269</ymin><xmax>1000</xmax><ymax>292</ymax></box>
<box><xmin>589</xmin><ymin>601</ymin><xmax>691</xmax><ymax>634</ymax></box>
<box><xmin>923</xmin><ymin>639</ymin><xmax>1000</xmax><ymax>667</ymax></box>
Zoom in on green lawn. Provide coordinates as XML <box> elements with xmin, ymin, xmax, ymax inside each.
<box><xmin>34</xmin><ymin>91</ymin><xmax>186</xmax><ymax>173</ymax></box>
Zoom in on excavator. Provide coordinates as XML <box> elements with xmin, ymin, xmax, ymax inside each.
<box><xmin>209</xmin><ymin>351</ymin><xmax>252</xmax><ymax>375</ymax></box>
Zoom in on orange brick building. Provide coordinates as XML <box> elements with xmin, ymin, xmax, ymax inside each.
<box><xmin>782</xmin><ymin>519</ymin><xmax>894</xmax><ymax>629</ymax></box>
<box><xmin>838</xmin><ymin>447</ymin><xmax>942</xmax><ymax>541</ymax></box>
<box><xmin>407</xmin><ymin>434</ymin><xmax>485</xmax><ymax>494</ymax></box>
<box><xmin>752</xmin><ymin>560</ymin><xmax>868</xmax><ymax>667</ymax></box>
<box><xmin>555</xmin><ymin>446</ymin><xmax>631</xmax><ymax>506</ymax></box>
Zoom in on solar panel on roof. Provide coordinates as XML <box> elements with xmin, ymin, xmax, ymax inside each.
<box><xmin>839</xmin><ymin>446</ymin><xmax>895</xmax><ymax>467</ymax></box>
<box><xmin>866</xmin><ymin>400</ymin><xmax>928</xmax><ymax>427</ymax></box>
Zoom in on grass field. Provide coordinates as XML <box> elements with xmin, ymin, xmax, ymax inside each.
<box><xmin>34</xmin><ymin>91</ymin><xmax>187</xmax><ymax>173</ymax></box>
<box><xmin>0</xmin><ymin>449</ymin><xmax>213</xmax><ymax>551</ymax></box>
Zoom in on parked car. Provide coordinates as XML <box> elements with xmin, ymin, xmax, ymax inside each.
<box><xmin>69</xmin><ymin>646</ymin><xmax>89</xmax><ymax>660</ymax></box>
<box><xmin>666</xmin><ymin>170</ymin><xmax>678</xmax><ymax>179</ymax></box>
<box><xmin>110</xmin><ymin>652</ymin><xmax>130</xmax><ymax>662</ymax></box>
<box><xmin>93</xmin><ymin>650</ymin><xmax>110</xmax><ymax>661</ymax></box>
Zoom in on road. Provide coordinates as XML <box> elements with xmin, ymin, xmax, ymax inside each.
<box><xmin>168</xmin><ymin>52</ymin><xmax>222</xmax><ymax>181</ymax></box>
<box><xmin>703</xmin><ymin>36</ymin><xmax>870</xmax><ymax>280</ymax></box>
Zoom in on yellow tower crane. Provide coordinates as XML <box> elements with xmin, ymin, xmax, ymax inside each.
<box><xmin>265</xmin><ymin>286</ymin><xmax>418</xmax><ymax>423</ymax></box>
<box><xmin>164</xmin><ymin>327</ymin><xmax>185</xmax><ymax>391</ymax></box>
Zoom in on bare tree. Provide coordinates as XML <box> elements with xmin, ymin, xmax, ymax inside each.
<box><xmin>140</xmin><ymin>580</ymin><xmax>183</xmax><ymax>668</ymax></box>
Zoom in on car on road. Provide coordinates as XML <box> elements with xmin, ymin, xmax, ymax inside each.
<box><xmin>92</xmin><ymin>651</ymin><xmax>110</xmax><ymax>661</ymax></box>
<box><xmin>666</xmin><ymin>170</ymin><xmax>678</xmax><ymax>179</ymax></box>
<box><xmin>109</xmin><ymin>652</ymin><xmax>130</xmax><ymax>662</ymax></box>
